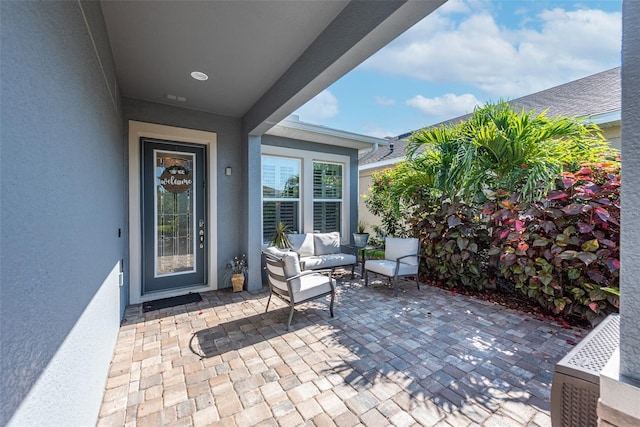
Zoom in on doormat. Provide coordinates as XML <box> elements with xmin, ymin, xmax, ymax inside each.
<box><xmin>142</xmin><ymin>293</ymin><xmax>202</xmax><ymax>312</ymax></box>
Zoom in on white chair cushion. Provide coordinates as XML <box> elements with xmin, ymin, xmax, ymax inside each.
<box><xmin>301</xmin><ymin>253</ymin><xmax>356</xmax><ymax>270</ymax></box>
<box><xmin>281</xmin><ymin>252</ymin><xmax>302</xmax><ymax>278</ymax></box>
<box><xmin>365</xmin><ymin>259</ymin><xmax>418</xmax><ymax>277</ymax></box>
<box><xmin>263</xmin><ymin>246</ymin><xmax>286</xmax><ymax>259</ymax></box>
<box><xmin>314</xmin><ymin>232</ymin><xmax>341</xmax><ymax>255</ymax></box>
<box><xmin>288</xmin><ymin>233</ymin><xmax>315</xmax><ymax>257</ymax></box>
<box><xmin>290</xmin><ymin>273</ymin><xmax>332</xmax><ymax>302</ymax></box>
<box><xmin>385</xmin><ymin>238</ymin><xmax>419</xmax><ymax>266</ymax></box>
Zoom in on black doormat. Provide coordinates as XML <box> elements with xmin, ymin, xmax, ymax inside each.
<box><xmin>142</xmin><ymin>293</ymin><xmax>202</xmax><ymax>312</ymax></box>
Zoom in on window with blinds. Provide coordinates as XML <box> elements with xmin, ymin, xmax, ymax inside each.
<box><xmin>313</xmin><ymin>162</ymin><xmax>342</xmax><ymax>233</ymax></box>
<box><xmin>262</xmin><ymin>156</ymin><xmax>300</xmax><ymax>244</ymax></box>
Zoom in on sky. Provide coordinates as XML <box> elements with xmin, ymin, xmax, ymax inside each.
<box><xmin>293</xmin><ymin>0</ymin><xmax>622</xmax><ymax>138</ymax></box>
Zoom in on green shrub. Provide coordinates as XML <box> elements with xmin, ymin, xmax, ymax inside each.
<box><xmin>412</xmin><ymin>199</ymin><xmax>490</xmax><ymax>290</ymax></box>
<box><xmin>362</xmin><ymin>101</ymin><xmax>619</xmax><ymax>323</ymax></box>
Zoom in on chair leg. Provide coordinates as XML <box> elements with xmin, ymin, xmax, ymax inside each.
<box><xmin>364</xmin><ymin>269</ymin><xmax>369</xmax><ymax>286</ymax></box>
<box><xmin>416</xmin><ymin>275</ymin><xmax>420</xmax><ymax>290</ymax></box>
<box><xmin>393</xmin><ymin>277</ymin><xmax>399</xmax><ymax>297</ymax></box>
<box><xmin>350</xmin><ymin>264</ymin><xmax>355</xmax><ymax>279</ymax></box>
<box><xmin>265</xmin><ymin>293</ymin><xmax>272</xmax><ymax>313</ymax></box>
<box><xmin>286</xmin><ymin>303</ymin><xmax>295</xmax><ymax>330</ymax></box>
<box><xmin>329</xmin><ymin>290</ymin><xmax>335</xmax><ymax>317</ymax></box>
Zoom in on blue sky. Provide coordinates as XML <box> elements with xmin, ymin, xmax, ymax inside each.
<box><xmin>294</xmin><ymin>0</ymin><xmax>622</xmax><ymax>138</ymax></box>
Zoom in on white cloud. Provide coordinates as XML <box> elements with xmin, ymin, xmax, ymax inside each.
<box><xmin>437</xmin><ymin>0</ymin><xmax>473</xmax><ymax>15</ymax></box>
<box><xmin>406</xmin><ymin>93</ymin><xmax>481</xmax><ymax>119</ymax></box>
<box><xmin>361</xmin><ymin>1</ymin><xmax>621</xmax><ymax>98</ymax></box>
<box><xmin>375</xmin><ymin>96</ymin><xmax>396</xmax><ymax>106</ymax></box>
<box><xmin>295</xmin><ymin>90</ymin><xmax>339</xmax><ymax>123</ymax></box>
<box><xmin>363</xmin><ymin>126</ymin><xmax>395</xmax><ymax>138</ymax></box>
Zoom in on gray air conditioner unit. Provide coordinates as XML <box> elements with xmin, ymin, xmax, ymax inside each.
<box><xmin>551</xmin><ymin>313</ymin><xmax>620</xmax><ymax>427</ymax></box>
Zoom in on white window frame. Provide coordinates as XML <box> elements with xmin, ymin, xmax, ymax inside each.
<box><xmin>312</xmin><ymin>160</ymin><xmax>344</xmax><ymax>234</ymax></box>
<box><xmin>261</xmin><ymin>155</ymin><xmax>302</xmax><ymax>243</ymax></box>
<box><xmin>261</xmin><ymin>145</ymin><xmax>350</xmax><ymax>245</ymax></box>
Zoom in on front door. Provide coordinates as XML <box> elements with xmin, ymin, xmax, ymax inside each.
<box><xmin>142</xmin><ymin>138</ymin><xmax>206</xmax><ymax>294</ymax></box>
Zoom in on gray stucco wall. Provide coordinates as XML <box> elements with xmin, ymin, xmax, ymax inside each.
<box><xmin>1</xmin><ymin>1</ymin><xmax>125</xmax><ymax>425</ymax></box>
<box><xmin>122</xmin><ymin>98</ymin><xmax>244</xmax><ymax>289</ymax></box>
<box><xmin>621</xmin><ymin>0</ymin><xmax>640</xmax><ymax>380</ymax></box>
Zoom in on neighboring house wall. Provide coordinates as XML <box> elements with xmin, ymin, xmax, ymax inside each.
<box><xmin>1</xmin><ymin>2</ymin><xmax>125</xmax><ymax>425</ymax></box>
<box><xmin>359</xmin><ymin>167</ymin><xmax>384</xmax><ymax>233</ymax></box>
<box><xmin>123</xmin><ymin>98</ymin><xmax>244</xmax><ymax>291</ymax></box>
<box><xmin>261</xmin><ymin>135</ymin><xmax>359</xmax><ymax>244</ymax></box>
<box><xmin>602</xmin><ymin>124</ymin><xmax>622</xmax><ymax>149</ymax></box>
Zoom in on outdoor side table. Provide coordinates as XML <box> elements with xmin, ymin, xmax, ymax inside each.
<box><xmin>345</xmin><ymin>245</ymin><xmax>382</xmax><ymax>276</ymax></box>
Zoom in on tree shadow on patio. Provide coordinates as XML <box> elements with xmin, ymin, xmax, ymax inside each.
<box><xmin>187</xmin><ymin>276</ymin><xmax>568</xmax><ymax>424</ymax></box>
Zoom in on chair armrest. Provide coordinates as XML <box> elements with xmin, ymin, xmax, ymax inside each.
<box><xmin>287</xmin><ymin>269</ymin><xmax>333</xmax><ymax>281</ymax></box>
<box><xmin>392</xmin><ymin>254</ymin><xmax>424</xmax><ymax>277</ymax></box>
<box><xmin>396</xmin><ymin>254</ymin><xmax>424</xmax><ymax>263</ymax></box>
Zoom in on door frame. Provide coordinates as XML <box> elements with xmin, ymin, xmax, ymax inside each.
<box><xmin>128</xmin><ymin>120</ymin><xmax>217</xmax><ymax>304</ymax></box>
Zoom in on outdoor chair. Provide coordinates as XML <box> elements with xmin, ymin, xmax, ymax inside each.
<box><xmin>263</xmin><ymin>248</ymin><xmax>335</xmax><ymax>330</ymax></box>
<box><xmin>364</xmin><ymin>237</ymin><xmax>421</xmax><ymax>297</ymax></box>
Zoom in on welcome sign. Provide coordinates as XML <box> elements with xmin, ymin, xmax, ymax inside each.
<box><xmin>160</xmin><ymin>166</ymin><xmax>193</xmax><ymax>193</ymax></box>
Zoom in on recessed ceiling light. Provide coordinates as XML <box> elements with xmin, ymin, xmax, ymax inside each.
<box><xmin>191</xmin><ymin>71</ymin><xmax>208</xmax><ymax>81</ymax></box>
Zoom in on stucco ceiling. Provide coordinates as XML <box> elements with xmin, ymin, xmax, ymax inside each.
<box><xmin>101</xmin><ymin>1</ymin><xmax>349</xmax><ymax>118</ymax></box>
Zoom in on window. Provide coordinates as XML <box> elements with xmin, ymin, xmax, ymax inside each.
<box><xmin>313</xmin><ymin>162</ymin><xmax>342</xmax><ymax>233</ymax></box>
<box><xmin>261</xmin><ymin>147</ymin><xmax>349</xmax><ymax>244</ymax></box>
<box><xmin>262</xmin><ymin>156</ymin><xmax>300</xmax><ymax>244</ymax></box>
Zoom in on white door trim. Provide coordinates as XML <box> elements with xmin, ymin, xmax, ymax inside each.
<box><xmin>128</xmin><ymin>120</ymin><xmax>218</xmax><ymax>304</ymax></box>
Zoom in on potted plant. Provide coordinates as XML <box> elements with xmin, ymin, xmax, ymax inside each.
<box><xmin>225</xmin><ymin>254</ymin><xmax>247</xmax><ymax>292</ymax></box>
<box><xmin>353</xmin><ymin>220</ymin><xmax>369</xmax><ymax>247</ymax></box>
<box><xmin>270</xmin><ymin>221</ymin><xmax>292</xmax><ymax>249</ymax></box>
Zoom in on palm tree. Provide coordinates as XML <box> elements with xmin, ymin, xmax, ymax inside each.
<box><xmin>407</xmin><ymin>100</ymin><xmax>609</xmax><ymax>202</ymax></box>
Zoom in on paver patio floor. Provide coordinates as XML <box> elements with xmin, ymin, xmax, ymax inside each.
<box><xmin>97</xmin><ymin>272</ymin><xmax>587</xmax><ymax>427</ymax></box>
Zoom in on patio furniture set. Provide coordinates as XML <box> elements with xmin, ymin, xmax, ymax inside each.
<box><xmin>263</xmin><ymin>232</ymin><xmax>421</xmax><ymax>329</ymax></box>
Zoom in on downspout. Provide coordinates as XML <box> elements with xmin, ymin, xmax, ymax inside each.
<box><xmin>358</xmin><ymin>142</ymin><xmax>380</xmax><ymax>163</ymax></box>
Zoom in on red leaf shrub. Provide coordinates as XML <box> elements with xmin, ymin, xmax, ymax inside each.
<box><xmin>486</xmin><ymin>162</ymin><xmax>620</xmax><ymax>324</ymax></box>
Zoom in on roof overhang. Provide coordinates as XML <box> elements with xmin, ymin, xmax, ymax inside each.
<box><xmin>359</xmin><ymin>156</ymin><xmax>403</xmax><ymax>172</ymax></box>
<box><xmin>588</xmin><ymin>110</ymin><xmax>621</xmax><ymax>128</ymax></box>
<box><xmin>267</xmin><ymin>118</ymin><xmax>389</xmax><ymax>151</ymax></box>
<box><xmin>100</xmin><ymin>1</ymin><xmax>446</xmax><ymax>136</ymax></box>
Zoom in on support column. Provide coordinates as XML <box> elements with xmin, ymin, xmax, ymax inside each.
<box><xmin>598</xmin><ymin>1</ymin><xmax>640</xmax><ymax>425</ymax></box>
<box><xmin>620</xmin><ymin>0</ymin><xmax>640</xmax><ymax>382</ymax></box>
<box><xmin>244</xmin><ymin>134</ymin><xmax>263</xmax><ymax>291</ymax></box>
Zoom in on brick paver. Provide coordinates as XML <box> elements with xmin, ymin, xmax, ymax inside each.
<box><xmin>98</xmin><ymin>272</ymin><xmax>587</xmax><ymax>426</ymax></box>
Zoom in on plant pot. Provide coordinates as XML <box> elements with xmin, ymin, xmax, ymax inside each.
<box><xmin>353</xmin><ymin>233</ymin><xmax>369</xmax><ymax>248</ymax></box>
<box><xmin>231</xmin><ymin>273</ymin><xmax>244</xmax><ymax>292</ymax></box>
